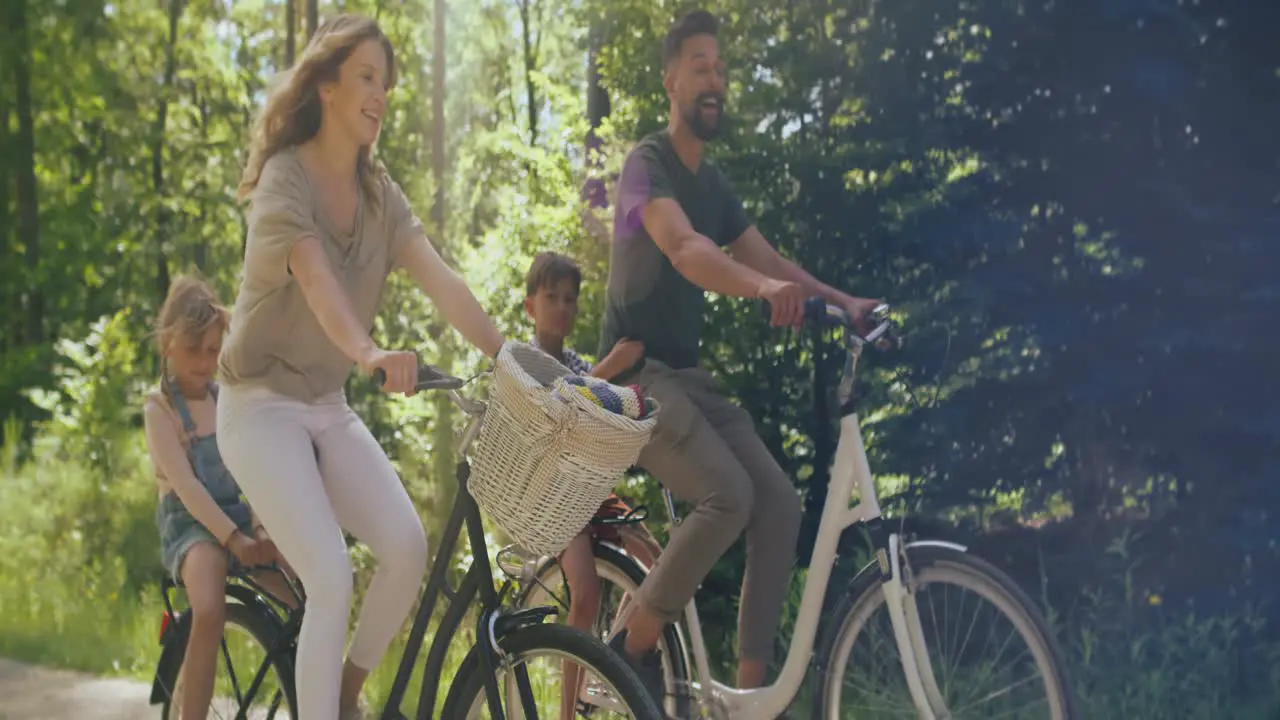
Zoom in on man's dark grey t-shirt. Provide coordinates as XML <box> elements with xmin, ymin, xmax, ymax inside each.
<box><xmin>599</xmin><ymin>131</ymin><xmax>751</xmax><ymax>370</ymax></box>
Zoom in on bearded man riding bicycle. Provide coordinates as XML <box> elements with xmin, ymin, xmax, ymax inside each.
<box><xmin>598</xmin><ymin>8</ymin><xmax>880</xmax><ymax>709</ymax></box>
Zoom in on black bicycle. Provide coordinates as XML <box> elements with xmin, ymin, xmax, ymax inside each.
<box><xmin>149</xmin><ymin>364</ymin><xmax>663</xmax><ymax>719</ymax></box>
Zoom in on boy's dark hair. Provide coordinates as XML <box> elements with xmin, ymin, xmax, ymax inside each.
<box><xmin>525</xmin><ymin>252</ymin><xmax>582</xmax><ymax>297</ymax></box>
<box><xmin>663</xmin><ymin>10</ymin><xmax>719</xmax><ymax>69</ymax></box>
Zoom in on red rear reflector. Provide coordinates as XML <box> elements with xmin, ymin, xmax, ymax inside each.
<box><xmin>159</xmin><ymin>611</ymin><xmax>177</xmax><ymax>641</ymax></box>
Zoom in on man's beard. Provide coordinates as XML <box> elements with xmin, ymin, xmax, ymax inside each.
<box><xmin>682</xmin><ymin>92</ymin><xmax>726</xmax><ymax>142</ymax></box>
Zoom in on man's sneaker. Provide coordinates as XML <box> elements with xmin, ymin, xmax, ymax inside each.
<box><xmin>607</xmin><ymin>630</ymin><xmax>666</xmax><ymax>716</ymax></box>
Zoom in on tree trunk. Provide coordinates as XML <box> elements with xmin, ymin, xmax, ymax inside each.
<box><xmin>431</xmin><ymin>0</ymin><xmax>446</xmax><ymax>232</ymax></box>
<box><xmin>586</xmin><ymin>24</ymin><xmax>610</xmax><ymax>140</ymax></box>
<box><xmin>429</xmin><ymin>0</ymin><xmax>457</xmax><ymax>512</ymax></box>
<box><xmin>580</xmin><ymin>19</ymin><xmax>610</xmax><ymax>240</ymax></box>
<box><xmin>584</xmin><ymin>20</ymin><xmax>609</xmax><ymax>210</ymax></box>
<box><xmin>0</xmin><ymin>63</ymin><xmax>11</xmax><ymax>352</ymax></box>
<box><xmin>285</xmin><ymin>0</ymin><xmax>296</xmax><ymax>66</ymax></box>
<box><xmin>193</xmin><ymin>85</ymin><xmax>209</xmax><ymax>271</ymax></box>
<box><xmin>152</xmin><ymin>0</ymin><xmax>185</xmax><ymax>303</ymax></box>
<box><xmin>518</xmin><ymin>0</ymin><xmax>538</xmax><ymax>148</ymax></box>
<box><xmin>235</xmin><ymin>16</ymin><xmax>254</xmax><ymax>260</ymax></box>
<box><xmin>13</xmin><ymin>0</ymin><xmax>42</xmax><ymax>343</ymax></box>
<box><xmin>306</xmin><ymin>0</ymin><xmax>318</xmax><ymax>40</ymax></box>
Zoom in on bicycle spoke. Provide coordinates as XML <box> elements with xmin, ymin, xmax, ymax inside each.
<box><xmin>164</xmin><ymin>607</ymin><xmax>293</xmax><ymax>720</ymax></box>
<box><xmin>951</xmin><ymin>672</ymin><xmax>1050</xmax><ymax>717</ymax></box>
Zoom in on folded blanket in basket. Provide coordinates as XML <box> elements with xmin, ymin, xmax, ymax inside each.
<box><xmin>555</xmin><ymin>375</ymin><xmax>657</xmax><ymax>421</ymax></box>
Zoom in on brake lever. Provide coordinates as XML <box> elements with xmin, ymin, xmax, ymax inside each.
<box><xmin>874</xmin><ymin>334</ymin><xmax>902</xmax><ymax>352</ymax></box>
<box><xmin>865</xmin><ymin>304</ymin><xmax>901</xmax><ymax>351</ymax></box>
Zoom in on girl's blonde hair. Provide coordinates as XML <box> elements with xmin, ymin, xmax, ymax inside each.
<box><xmin>155</xmin><ymin>276</ymin><xmax>229</xmax><ymax>397</ymax></box>
<box><xmin>237</xmin><ymin>13</ymin><xmax>398</xmax><ymax>210</ymax></box>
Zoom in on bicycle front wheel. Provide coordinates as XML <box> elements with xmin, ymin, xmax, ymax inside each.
<box><xmin>439</xmin><ymin>622</ymin><xmax>663</xmax><ymax>719</ymax></box>
<box><xmin>818</xmin><ymin>544</ymin><xmax>1077</xmax><ymax>719</ymax></box>
<box><xmin>518</xmin><ymin>543</ymin><xmax>691</xmax><ymax>717</ymax></box>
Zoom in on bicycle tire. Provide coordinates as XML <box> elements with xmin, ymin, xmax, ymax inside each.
<box><xmin>517</xmin><ymin>543</ymin><xmax>692</xmax><ymax>717</ymax></box>
<box><xmin>815</xmin><ymin>544</ymin><xmax>1078</xmax><ymax>719</ymax></box>
<box><xmin>439</xmin><ymin>622</ymin><xmax>664</xmax><ymax>719</ymax></box>
<box><xmin>159</xmin><ymin>602</ymin><xmax>297</xmax><ymax>719</ymax></box>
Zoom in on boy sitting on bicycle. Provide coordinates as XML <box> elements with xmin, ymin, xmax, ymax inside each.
<box><xmin>144</xmin><ymin>276</ymin><xmax>297</xmax><ymax>718</ymax></box>
<box><xmin>524</xmin><ymin>251</ymin><xmax>665</xmax><ymax>714</ymax></box>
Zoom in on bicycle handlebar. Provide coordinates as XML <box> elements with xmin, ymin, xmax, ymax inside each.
<box><xmin>372</xmin><ymin>363</ymin><xmax>467</xmax><ymax>392</ymax></box>
<box><xmin>763</xmin><ymin>297</ymin><xmax>902</xmax><ymax>350</ymax></box>
<box><xmin>370</xmin><ymin>296</ymin><xmax>899</xmax><ymax>398</ymax></box>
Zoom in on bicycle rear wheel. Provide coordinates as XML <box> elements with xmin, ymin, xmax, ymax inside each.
<box><xmin>817</xmin><ymin>544</ymin><xmax>1077</xmax><ymax>719</ymax></box>
<box><xmin>439</xmin><ymin>622</ymin><xmax>663</xmax><ymax>719</ymax></box>
<box><xmin>517</xmin><ymin>543</ymin><xmax>691</xmax><ymax>717</ymax></box>
<box><xmin>159</xmin><ymin>602</ymin><xmax>296</xmax><ymax>719</ymax></box>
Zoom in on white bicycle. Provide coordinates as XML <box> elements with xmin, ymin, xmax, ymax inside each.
<box><xmin>514</xmin><ymin>300</ymin><xmax>1079</xmax><ymax>719</ymax></box>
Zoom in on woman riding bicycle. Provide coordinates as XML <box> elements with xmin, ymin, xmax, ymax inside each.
<box><xmin>215</xmin><ymin>14</ymin><xmax>504</xmax><ymax>719</ymax></box>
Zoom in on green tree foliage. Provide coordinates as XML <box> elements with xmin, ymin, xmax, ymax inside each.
<box><xmin>2</xmin><ymin>0</ymin><xmax>1278</xmax><ymax>711</ymax></box>
<box><xmin>581</xmin><ymin>0</ymin><xmax>1280</xmax><ymax>683</ymax></box>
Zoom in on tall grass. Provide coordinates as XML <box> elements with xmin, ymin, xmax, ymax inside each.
<box><xmin>0</xmin><ymin>437</ymin><xmax>163</xmax><ymax>676</ymax></box>
<box><xmin>1063</xmin><ymin>532</ymin><xmax>1280</xmax><ymax>719</ymax></box>
<box><xmin>0</xmin><ymin>425</ymin><xmax>483</xmax><ymax>716</ymax></box>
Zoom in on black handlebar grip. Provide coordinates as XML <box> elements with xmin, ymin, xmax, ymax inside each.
<box><xmin>804</xmin><ymin>296</ymin><xmax>829</xmax><ymax>322</ymax></box>
<box><xmin>760</xmin><ymin>296</ymin><xmax>829</xmax><ymax>323</ymax></box>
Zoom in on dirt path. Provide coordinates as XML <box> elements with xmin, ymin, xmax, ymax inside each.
<box><xmin>0</xmin><ymin>658</ymin><xmax>154</xmax><ymax>719</ymax></box>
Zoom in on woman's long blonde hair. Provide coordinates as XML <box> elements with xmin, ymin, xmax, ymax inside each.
<box><xmin>237</xmin><ymin>14</ymin><xmax>398</xmax><ymax>209</ymax></box>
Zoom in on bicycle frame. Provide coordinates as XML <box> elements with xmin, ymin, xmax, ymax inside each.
<box><xmin>654</xmin><ymin>304</ymin><xmax>959</xmax><ymax>719</ymax></box>
<box><xmin>380</xmin><ymin>387</ymin><xmax>558</xmax><ymax>720</ymax></box>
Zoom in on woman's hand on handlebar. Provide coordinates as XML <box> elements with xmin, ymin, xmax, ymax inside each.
<box><xmin>359</xmin><ymin>347</ymin><xmax>419</xmax><ymax>396</ymax></box>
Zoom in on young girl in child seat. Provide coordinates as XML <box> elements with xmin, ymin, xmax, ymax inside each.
<box><xmin>524</xmin><ymin>252</ymin><xmax>665</xmax><ymax>718</ymax></box>
<box><xmin>145</xmin><ymin>277</ymin><xmax>296</xmax><ymax>719</ymax></box>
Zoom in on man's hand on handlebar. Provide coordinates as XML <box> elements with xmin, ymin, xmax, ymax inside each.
<box><xmin>757</xmin><ymin>277</ymin><xmax>808</xmax><ymax>328</ymax></box>
<box><xmin>360</xmin><ymin>347</ymin><xmax>419</xmax><ymax>396</ymax></box>
<box><xmin>836</xmin><ymin>295</ymin><xmax>884</xmax><ymax>336</ymax></box>
<box><xmin>763</xmin><ymin>296</ymin><xmax>901</xmax><ymax>349</ymax></box>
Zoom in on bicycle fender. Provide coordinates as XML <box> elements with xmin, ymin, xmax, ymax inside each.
<box><xmin>224</xmin><ymin>584</ymin><xmax>297</xmax><ymax>681</ymax></box>
<box><xmin>150</xmin><ymin>609</ymin><xmax>192</xmax><ymax>705</ymax></box>
<box><xmin>904</xmin><ymin>539</ymin><xmax>968</xmax><ymax>554</ymax></box>
<box><xmin>494</xmin><ymin>606</ymin><xmax>559</xmax><ymax>638</ymax></box>
<box><xmin>821</xmin><ymin>540</ymin><xmax>969</xmax><ymax>640</ymax></box>
<box><xmin>225</xmin><ymin>584</ymin><xmax>288</xmax><ymax>630</ymax></box>
<box><xmin>812</xmin><ymin>539</ymin><xmax>970</xmax><ymax>685</ymax></box>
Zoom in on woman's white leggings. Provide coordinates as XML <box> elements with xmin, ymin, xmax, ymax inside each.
<box><xmin>216</xmin><ymin>384</ymin><xmax>428</xmax><ymax>719</ymax></box>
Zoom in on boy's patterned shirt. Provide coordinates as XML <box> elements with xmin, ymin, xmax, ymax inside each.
<box><xmin>531</xmin><ymin>337</ymin><xmax>594</xmax><ymax>376</ymax></box>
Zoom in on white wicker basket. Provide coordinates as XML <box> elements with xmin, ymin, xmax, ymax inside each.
<box><xmin>468</xmin><ymin>341</ymin><xmax>659</xmax><ymax>556</ymax></box>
